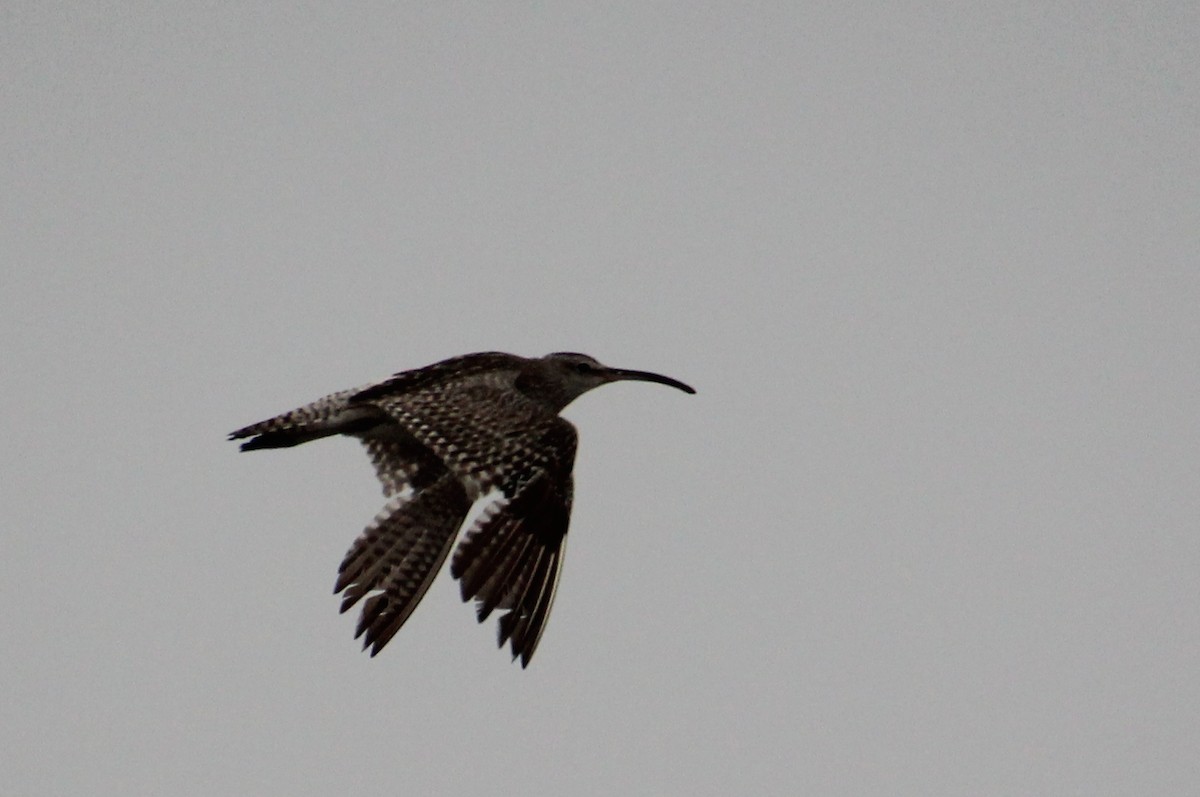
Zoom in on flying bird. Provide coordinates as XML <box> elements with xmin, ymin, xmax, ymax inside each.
<box><xmin>229</xmin><ymin>351</ymin><xmax>694</xmax><ymax>667</ymax></box>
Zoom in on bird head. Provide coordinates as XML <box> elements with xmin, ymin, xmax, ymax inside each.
<box><xmin>517</xmin><ymin>352</ymin><xmax>695</xmax><ymax>411</ymax></box>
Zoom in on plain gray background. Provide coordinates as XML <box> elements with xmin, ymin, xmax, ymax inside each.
<box><xmin>4</xmin><ymin>3</ymin><xmax>1198</xmax><ymax>794</ymax></box>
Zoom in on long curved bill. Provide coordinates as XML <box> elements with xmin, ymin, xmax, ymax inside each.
<box><xmin>607</xmin><ymin>367</ymin><xmax>696</xmax><ymax>394</ymax></box>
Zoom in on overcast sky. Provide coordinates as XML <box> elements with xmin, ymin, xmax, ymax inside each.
<box><xmin>4</xmin><ymin>3</ymin><xmax>1198</xmax><ymax>795</ymax></box>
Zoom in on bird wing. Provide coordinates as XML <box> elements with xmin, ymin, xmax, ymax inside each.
<box><xmin>355</xmin><ymin>376</ymin><xmax>569</xmax><ymax>498</ymax></box>
<box><xmin>451</xmin><ymin>467</ymin><xmax>574</xmax><ymax>666</ymax></box>
<box><xmin>333</xmin><ymin>456</ymin><xmax>472</xmax><ymax>656</ymax></box>
<box><xmin>360</xmin><ymin>382</ymin><xmax>578</xmax><ymax>666</ymax></box>
<box><xmin>350</xmin><ymin>352</ymin><xmax>525</xmax><ymax>406</ymax></box>
<box><xmin>356</xmin><ymin>427</ymin><xmax>446</xmax><ymax>497</ymax></box>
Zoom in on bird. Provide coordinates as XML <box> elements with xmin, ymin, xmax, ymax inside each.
<box><xmin>228</xmin><ymin>351</ymin><xmax>694</xmax><ymax>667</ymax></box>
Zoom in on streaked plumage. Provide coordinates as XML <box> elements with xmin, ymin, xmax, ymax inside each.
<box><xmin>229</xmin><ymin>352</ymin><xmax>694</xmax><ymax>667</ymax></box>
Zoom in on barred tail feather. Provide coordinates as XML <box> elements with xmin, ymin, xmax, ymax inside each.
<box><xmin>229</xmin><ymin>387</ymin><xmax>381</xmax><ymax>451</ymax></box>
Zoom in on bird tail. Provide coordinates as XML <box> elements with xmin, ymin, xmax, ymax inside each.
<box><xmin>228</xmin><ymin>388</ymin><xmax>380</xmax><ymax>451</ymax></box>
<box><xmin>232</xmin><ymin>427</ymin><xmax>334</xmax><ymax>451</ymax></box>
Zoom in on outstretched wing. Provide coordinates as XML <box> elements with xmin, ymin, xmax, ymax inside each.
<box><xmin>451</xmin><ymin>468</ymin><xmax>574</xmax><ymax>666</ymax></box>
<box><xmin>333</xmin><ymin>458</ymin><xmax>472</xmax><ymax>656</ymax></box>
<box><xmin>361</xmin><ymin>381</ymin><xmax>579</xmax><ymax>666</ymax></box>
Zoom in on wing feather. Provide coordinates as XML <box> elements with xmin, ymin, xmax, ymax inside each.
<box><xmin>333</xmin><ymin>469</ymin><xmax>471</xmax><ymax>656</ymax></box>
<box><xmin>449</xmin><ymin>470</ymin><xmax>574</xmax><ymax>667</ymax></box>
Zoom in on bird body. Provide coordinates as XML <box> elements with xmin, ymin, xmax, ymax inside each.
<box><xmin>229</xmin><ymin>352</ymin><xmax>693</xmax><ymax>666</ymax></box>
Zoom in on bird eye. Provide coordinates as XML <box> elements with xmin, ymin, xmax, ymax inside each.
<box><xmin>574</xmin><ymin>361</ymin><xmax>595</xmax><ymax>373</ymax></box>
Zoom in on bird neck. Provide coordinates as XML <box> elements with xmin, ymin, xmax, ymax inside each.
<box><xmin>513</xmin><ymin>366</ymin><xmax>578</xmax><ymax>413</ymax></box>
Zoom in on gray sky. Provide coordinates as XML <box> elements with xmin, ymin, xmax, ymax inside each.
<box><xmin>4</xmin><ymin>3</ymin><xmax>1198</xmax><ymax>795</ymax></box>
